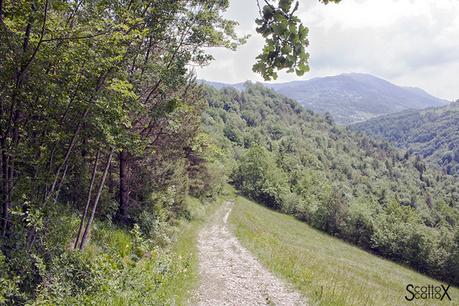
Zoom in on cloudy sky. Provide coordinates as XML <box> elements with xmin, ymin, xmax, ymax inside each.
<box><xmin>195</xmin><ymin>0</ymin><xmax>459</xmax><ymax>100</ymax></box>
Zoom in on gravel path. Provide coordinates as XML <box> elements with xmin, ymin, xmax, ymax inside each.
<box><xmin>191</xmin><ymin>200</ymin><xmax>306</xmax><ymax>306</ymax></box>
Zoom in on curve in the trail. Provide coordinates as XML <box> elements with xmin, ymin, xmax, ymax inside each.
<box><xmin>192</xmin><ymin>200</ymin><xmax>306</xmax><ymax>306</ymax></box>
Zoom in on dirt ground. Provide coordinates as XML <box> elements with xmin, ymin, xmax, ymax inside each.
<box><xmin>191</xmin><ymin>200</ymin><xmax>306</xmax><ymax>306</ymax></box>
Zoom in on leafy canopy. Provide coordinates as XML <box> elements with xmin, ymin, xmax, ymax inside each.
<box><xmin>253</xmin><ymin>0</ymin><xmax>341</xmax><ymax>80</ymax></box>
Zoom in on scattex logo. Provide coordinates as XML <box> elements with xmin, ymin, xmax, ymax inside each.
<box><xmin>405</xmin><ymin>284</ymin><xmax>451</xmax><ymax>301</ymax></box>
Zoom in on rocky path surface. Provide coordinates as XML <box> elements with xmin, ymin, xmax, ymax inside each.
<box><xmin>191</xmin><ymin>200</ymin><xmax>306</xmax><ymax>306</ymax></box>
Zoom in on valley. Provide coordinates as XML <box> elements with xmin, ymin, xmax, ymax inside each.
<box><xmin>203</xmin><ymin>83</ymin><xmax>459</xmax><ymax>287</ymax></box>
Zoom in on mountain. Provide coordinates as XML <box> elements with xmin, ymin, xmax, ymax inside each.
<box><xmin>203</xmin><ymin>83</ymin><xmax>459</xmax><ymax>285</ymax></box>
<box><xmin>199</xmin><ymin>80</ymin><xmax>245</xmax><ymax>91</ymax></box>
<box><xmin>266</xmin><ymin>73</ymin><xmax>449</xmax><ymax>124</ymax></box>
<box><xmin>353</xmin><ymin>101</ymin><xmax>459</xmax><ymax>176</ymax></box>
<box><xmin>201</xmin><ymin>73</ymin><xmax>448</xmax><ymax>125</ymax></box>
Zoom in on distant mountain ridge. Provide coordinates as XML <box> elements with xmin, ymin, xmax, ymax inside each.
<box><xmin>200</xmin><ymin>73</ymin><xmax>448</xmax><ymax>124</ymax></box>
<box><xmin>353</xmin><ymin>101</ymin><xmax>459</xmax><ymax>176</ymax></box>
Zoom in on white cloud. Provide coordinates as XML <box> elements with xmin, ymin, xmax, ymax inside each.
<box><xmin>195</xmin><ymin>0</ymin><xmax>459</xmax><ymax>100</ymax></box>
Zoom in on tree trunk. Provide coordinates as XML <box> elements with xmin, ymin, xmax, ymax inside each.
<box><xmin>79</xmin><ymin>149</ymin><xmax>113</xmax><ymax>250</ymax></box>
<box><xmin>47</xmin><ymin>108</ymin><xmax>89</xmax><ymax>201</ymax></box>
<box><xmin>1</xmin><ymin>144</ymin><xmax>9</xmax><ymax>237</ymax></box>
<box><xmin>74</xmin><ymin>150</ymin><xmax>100</xmax><ymax>249</ymax></box>
<box><xmin>53</xmin><ymin>162</ymin><xmax>68</xmax><ymax>204</ymax></box>
<box><xmin>117</xmin><ymin>150</ymin><xmax>129</xmax><ymax>222</ymax></box>
<box><xmin>108</xmin><ymin>162</ymin><xmax>114</xmax><ymax>194</ymax></box>
<box><xmin>0</xmin><ymin>0</ymin><xmax>3</xmax><ymax>22</ymax></box>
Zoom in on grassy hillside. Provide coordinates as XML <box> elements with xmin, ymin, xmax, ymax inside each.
<box><xmin>353</xmin><ymin>101</ymin><xmax>459</xmax><ymax>177</ymax></box>
<box><xmin>229</xmin><ymin>194</ymin><xmax>459</xmax><ymax>306</ymax></box>
<box><xmin>204</xmin><ymin>83</ymin><xmax>459</xmax><ymax>285</ymax></box>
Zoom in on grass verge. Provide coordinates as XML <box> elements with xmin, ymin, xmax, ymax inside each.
<box><xmin>229</xmin><ymin>193</ymin><xmax>458</xmax><ymax>306</ymax></box>
<box><xmin>154</xmin><ymin>194</ymin><xmax>223</xmax><ymax>304</ymax></box>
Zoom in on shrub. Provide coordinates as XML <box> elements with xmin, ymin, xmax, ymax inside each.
<box><xmin>312</xmin><ymin>185</ymin><xmax>350</xmax><ymax>235</ymax></box>
<box><xmin>232</xmin><ymin>145</ymin><xmax>289</xmax><ymax>210</ymax></box>
<box><xmin>342</xmin><ymin>198</ymin><xmax>376</xmax><ymax>248</ymax></box>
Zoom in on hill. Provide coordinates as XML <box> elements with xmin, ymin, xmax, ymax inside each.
<box><xmin>266</xmin><ymin>73</ymin><xmax>448</xmax><ymax>124</ymax></box>
<box><xmin>230</xmin><ymin>193</ymin><xmax>459</xmax><ymax>306</ymax></box>
<box><xmin>199</xmin><ymin>80</ymin><xmax>245</xmax><ymax>91</ymax></box>
<box><xmin>203</xmin><ymin>83</ymin><xmax>459</xmax><ymax>285</ymax></box>
<box><xmin>353</xmin><ymin>101</ymin><xmax>459</xmax><ymax>176</ymax></box>
<box><xmin>201</xmin><ymin>73</ymin><xmax>448</xmax><ymax>124</ymax></box>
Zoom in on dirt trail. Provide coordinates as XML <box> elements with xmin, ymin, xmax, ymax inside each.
<box><xmin>191</xmin><ymin>200</ymin><xmax>306</xmax><ymax>305</ymax></box>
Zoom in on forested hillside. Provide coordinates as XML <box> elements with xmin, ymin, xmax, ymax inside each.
<box><xmin>202</xmin><ymin>73</ymin><xmax>448</xmax><ymax>124</ymax></box>
<box><xmin>203</xmin><ymin>84</ymin><xmax>459</xmax><ymax>285</ymax></box>
<box><xmin>353</xmin><ymin>101</ymin><xmax>459</xmax><ymax>176</ymax></box>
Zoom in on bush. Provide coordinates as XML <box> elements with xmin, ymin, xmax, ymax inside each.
<box><xmin>35</xmin><ymin>252</ymin><xmax>99</xmax><ymax>303</ymax></box>
<box><xmin>342</xmin><ymin>198</ymin><xmax>376</xmax><ymax>248</ymax></box>
<box><xmin>370</xmin><ymin>201</ymin><xmax>444</xmax><ymax>273</ymax></box>
<box><xmin>0</xmin><ymin>252</ymin><xmax>21</xmax><ymax>304</ymax></box>
<box><xmin>232</xmin><ymin>145</ymin><xmax>289</xmax><ymax>210</ymax></box>
<box><xmin>312</xmin><ymin>186</ymin><xmax>349</xmax><ymax>235</ymax></box>
<box><xmin>445</xmin><ymin>230</ymin><xmax>459</xmax><ymax>284</ymax></box>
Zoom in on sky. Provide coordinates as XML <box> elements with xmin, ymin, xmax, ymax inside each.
<box><xmin>194</xmin><ymin>0</ymin><xmax>459</xmax><ymax>100</ymax></box>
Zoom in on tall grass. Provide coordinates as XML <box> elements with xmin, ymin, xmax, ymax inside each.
<box><xmin>32</xmin><ymin>195</ymin><xmax>223</xmax><ymax>305</ymax></box>
<box><xmin>229</xmin><ymin>194</ymin><xmax>458</xmax><ymax>306</ymax></box>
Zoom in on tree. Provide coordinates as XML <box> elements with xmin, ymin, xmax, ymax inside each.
<box><xmin>0</xmin><ymin>1</ymin><xmax>247</xmax><ymax>300</ymax></box>
<box><xmin>232</xmin><ymin>145</ymin><xmax>289</xmax><ymax>209</ymax></box>
<box><xmin>254</xmin><ymin>0</ymin><xmax>341</xmax><ymax>80</ymax></box>
<box><xmin>204</xmin><ymin>84</ymin><xmax>459</xmax><ymax>285</ymax></box>
<box><xmin>313</xmin><ymin>184</ymin><xmax>349</xmax><ymax>235</ymax></box>
<box><xmin>0</xmin><ymin>0</ymin><xmax>244</xmax><ymax>234</ymax></box>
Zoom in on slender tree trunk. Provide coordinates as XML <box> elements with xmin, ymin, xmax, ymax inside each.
<box><xmin>117</xmin><ymin>150</ymin><xmax>129</xmax><ymax>222</ymax></box>
<box><xmin>47</xmin><ymin>108</ymin><xmax>89</xmax><ymax>201</ymax></box>
<box><xmin>53</xmin><ymin>162</ymin><xmax>68</xmax><ymax>204</ymax></box>
<box><xmin>74</xmin><ymin>151</ymin><xmax>100</xmax><ymax>249</ymax></box>
<box><xmin>1</xmin><ymin>142</ymin><xmax>9</xmax><ymax>237</ymax></box>
<box><xmin>0</xmin><ymin>0</ymin><xmax>3</xmax><ymax>22</ymax></box>
<box><xmin>7</xmin><ymin>158</ymin><xmax>13</xmax><ymax>209</ymax></box>
<box><xmin>79</xmin><ymin>149</ymin><xmax>113</xmax><ymax>250</ymax></box>
<box><xmin>46</xmin><ymin>69</ymin><xmax>108</xmax><ymax>202</ymax></box>
<box><xmin>108</xmin><ymin>162</ymin><xmax>114</xmax><ymax>194</ymax></box>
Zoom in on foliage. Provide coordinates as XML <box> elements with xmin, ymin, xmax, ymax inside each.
<box><xmin>203</xmin><ymin>83</ymin><xmax>459</xmax><ymax>285</ymax></box>
<box><xmin>0</xmin><ymin>0</ymin><xmax>238</xmax><ymax>303</ymax></box>
<box><xmin>254</xmin><ymin>0</ymin><xmax>341</xmax><ymax>80</ymax></box>
<box><xmin>0</xmin><ymin>196</ymin><xmax>218</xmax><ymax>305</ymax></box>
<box><xmin>229</xmin><ymin>193</ymin><xmax>459</xmax><ymax>306</ymax></box>
<box><xmin>353</xmin><ymin>101</ymin><xmax>459</xmax><ymax>177</ymax></box>
<box><xmin>232</xmin><ymin>145</ymin><xmax>290</xmax><ymax>209</ymax></box>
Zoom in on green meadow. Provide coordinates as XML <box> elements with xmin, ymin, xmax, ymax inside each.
<box><xmin>229</xmin><ymin>194</ymin><xmax>459</xmax><ymax>306</ymax></box>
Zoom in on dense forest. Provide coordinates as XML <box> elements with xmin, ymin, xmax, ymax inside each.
<box><xmin>203</xmin><ymin>83</ymin><xmax>459</xmax><ymax>285</ymax></box>
<box><xmin>353</xmin><ymin>101</ymin><xmax>459</xmax><ymax>176</ymax></box>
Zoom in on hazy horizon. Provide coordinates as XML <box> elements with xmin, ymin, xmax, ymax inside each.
<box><xmin>200</xmin><ymin>72</ymin><xmax>452</xmax><ymax>101</ymax></box>
<box><xmin>195</xmin><ymin>0</ymin><xmax>459</xmax><ymax>101</ymax></box>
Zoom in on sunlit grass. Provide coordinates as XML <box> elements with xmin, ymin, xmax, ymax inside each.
<box><xmin>229</xmin><ymin>194</ymin><xmax>458</xmax><ymax>306</ymax></box>
<box><xmin>155</xmin><ymin>195</ymin><xmax>223</xmax><ymax>305</ymax></box>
